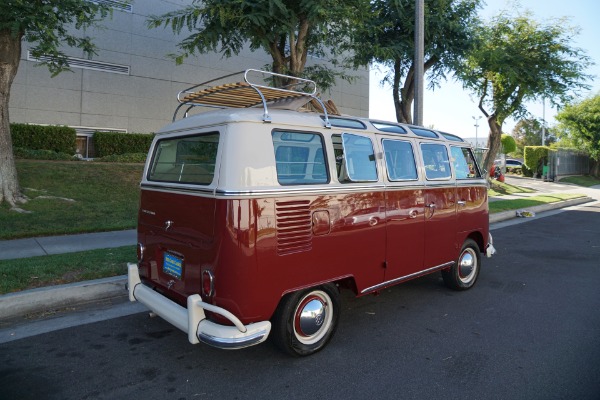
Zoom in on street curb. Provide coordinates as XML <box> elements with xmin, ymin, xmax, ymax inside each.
<box><xmin>0</xmin><ymin>275</ymin><xmax>127</xmax><ymax>320</ymax></box>
<box><xmin>489</xmin><ymin>196</ymin><xmax>594</xmax><ymax>224</ymax></box>
<box><xmin>0</xmin><ymin>196</ymin><xmax>594</xmax><ymax>322</ymax></box>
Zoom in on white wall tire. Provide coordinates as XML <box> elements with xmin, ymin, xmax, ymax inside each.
<box><xmin>271</xmin><ymin>284</ymin><xmax>340</xmax><ymax>356</ymax></box>
<box><xmin>442</xmin><ymin>239</ymin><xmax>481</xmax><ymax>290</ymax></box>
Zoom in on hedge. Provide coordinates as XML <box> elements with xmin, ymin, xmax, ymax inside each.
<box><xmin>13</xmin><ymin>147</ymin><xmax>77</xmax><ymax>161</ymax></box>
<box><xmin>11</xmin><ymin>123</ymin><xmax>76</xmax><ymax>154</ymax></box>
<box><xmin>524</xmin><ymin>146</ymin><xmax>550</xmax><ymax>176</ymax></box>
<box><xmin>94</xmin><ymin>131</ymin><xmax>154</xmax><ymax>157</ymax></box>
<box><xmin>95</xmin><ymin>153</ymin><xmax>147</xmax><ymax>163</ymax></box>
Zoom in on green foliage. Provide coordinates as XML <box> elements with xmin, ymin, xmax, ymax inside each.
<box><xmin>94</xmin><ymin>132</ymin><xmax>154</xmax><ymax>158</ymax></box>
<box><xmin>13</xmin><ymin>147</ymin><xmax>77</xmax><ymax>161</ymax></box>
<box><xmin>147</xmin><ymin>0</ymin><xmax>369</xmax><ymax>90</ymax></box>
<box><xmin>555</xmin><ymin>94</ymin><xmax>600</xmax><ymax>160</ymax></box>
<box><xmin>458</xmin><ymin>9</ymin><xmax>591</xmax><ymax>171</ymax></box>
<box><xmin>11</xmin><ymin>123</ymin><xmax>76</xmax><ymax>153</ymax></box>
<box><xmin>0</xmin><ymin>0</ymin><xmax>116</xmax><ymax>76</ymax></box>
<box><xmin>501</xmin><ymin>134</ymin><xmax>516</xmax><ymax>154</ymax></box>
<box><xmin>96</xmin><ymin>153</ymin><xmax>148</xmax><ymax>163</ymax></box>
<box><xmin>524</xmin><ymin>146</ymin><xmax>550</xmax><ymax>176</ymax></box>
<box><xmin>460</xmin><ymin>11</ymin><xmax>591</xmax><ymax>123</ymax></box>
<box><xmin>353</xmin><ymin>0</ymin><xmax>481</xmax><ymax>123</ymax></box>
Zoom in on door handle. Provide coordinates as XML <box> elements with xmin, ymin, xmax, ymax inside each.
<box><xmin>426</xmin><ymin>203</ymin><xmax>436</xmax><ymax>209</ymax></box>
<box><xmin>457</xmin><ymin>201</ymin><xmax>466</xmax><ymax>207</ymax></box>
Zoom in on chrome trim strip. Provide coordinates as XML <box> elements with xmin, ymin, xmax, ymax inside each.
<box><xmin>361</xmin><ymin>261</ymin><xmax>455</xmax><ymax>294</ymax></box>
<box><xmin>141</xmin><ymin>181</ymin><xmax>488</xmax><ymax>198</ymax></box>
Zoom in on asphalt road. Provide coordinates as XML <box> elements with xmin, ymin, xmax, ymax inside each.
<box><xmin>1</xmin><ymin>203</ymin><xmax>599</xmax><ymax>400</ymax></box>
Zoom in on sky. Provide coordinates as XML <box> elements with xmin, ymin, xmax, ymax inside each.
<box><xmin>368</xmin><ymin>0</ymin><xmax>600</xmax><ymax>143</ymax></box>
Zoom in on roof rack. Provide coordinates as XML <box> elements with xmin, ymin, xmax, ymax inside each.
<box><xmin>173</xmin><ymin>69</ymin><xmax>333</xmax><ymax>128</ymax></box>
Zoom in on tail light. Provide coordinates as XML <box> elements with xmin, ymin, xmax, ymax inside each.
<box><xmin>202</xmin><ymin>270</ymin><xmax>214</xmax><ymax>298</ymax></box>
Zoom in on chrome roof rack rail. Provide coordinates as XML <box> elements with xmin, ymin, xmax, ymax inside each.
<box><xmin>173</xmin><ymin>69</ymin><xmax>332</xmax><ymax>128</ymax></box>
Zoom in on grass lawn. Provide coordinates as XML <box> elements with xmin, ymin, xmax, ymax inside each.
<box><xmin>489</xmin><ymin>193</ymin><xmax>586</xmax><ymax>213</ymax></box>
<box><xmin>0</xmin><ymin>160</ymin><xmax>143</xmax><ymax>240</ymax></box>
<box><xmin>489</xmin><ymin>180</ymin><xmax>536</xmax><ymax>197</ymax></box>
<box><xmin>558</xmin><ymin>175</ymin><xmax>600</xmax><ymax>187</ymax></box>
<box><xmin>0</xmin><ymin>246</ymin><xmax>134</xmax><ymax>294</ymax></box>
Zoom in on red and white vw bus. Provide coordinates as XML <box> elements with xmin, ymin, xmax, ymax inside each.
<box><xmin>127</xmin><ymin>70</ymin><xmax>495</xmax><ymax>356</ymax></box>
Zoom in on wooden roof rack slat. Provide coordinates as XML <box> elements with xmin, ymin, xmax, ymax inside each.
<box><xmin>173</xmin><ymin>69</ymin><xmax>335</xmax><ymax>128</ymax></box>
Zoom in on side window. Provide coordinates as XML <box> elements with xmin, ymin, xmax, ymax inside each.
<box><xmin>272</xmin><ymin>131</ymin><xmax>328</xmax><ymax>185</ymax></box>
<box><xmin>451</xmin><ymin>146</ymin><xmax>481</xmax><ymax>179</ymax></box>
<box><xmin>382</xmin><ymin>139</ymin><xmax>418</xmax><ymax>181</ymax></box>
<box><xmin>420</xmin><ymin>143</ymin><xmax>451</xmax><ymax>180</ymax></box>
<box><xmin>332</xmin><ymin>133</ymin><xmax>378</xmax><ymax>182</ymax></box>
<box><xmin>148</xmin><ymin>132</ymin><xmax>219</xmax><ymax>185</ymax></box>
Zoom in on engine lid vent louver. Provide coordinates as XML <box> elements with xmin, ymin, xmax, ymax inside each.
<box><xmin>275</xmin><ymin>200</ymin><xmax>312</xmax><ymax>256</ymax></box>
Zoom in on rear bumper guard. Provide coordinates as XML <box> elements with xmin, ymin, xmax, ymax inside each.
<box><xmin>127</xmin><ymin>263</ymin><xmax>271</xmax><ymax>349</ymax></box>
<box><xmin>486</xmin><ymin>233</ymin><xmax>497</xmax><ymax>258</ymax></box>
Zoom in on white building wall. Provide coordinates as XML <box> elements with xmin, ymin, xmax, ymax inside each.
<box><xmin>9</xmin><ymin>0</ymin><xmax>369</xmax><ymax>134</ymax></box>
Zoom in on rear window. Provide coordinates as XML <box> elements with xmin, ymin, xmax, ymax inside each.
<box><xmin>148</xmin><ymin>132</ymin><xmax>219</xmax><ymax>185</ymax></box>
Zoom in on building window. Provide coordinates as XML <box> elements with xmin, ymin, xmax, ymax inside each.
<box><xmin>27</xmin><ymin>51</ymin><xmax>130</xmax><ymax>75</ymax></box>
<box><xmin>92</xmin><ymin>0</ymin><xmax>133</xmax><ymax>13</ymax></box>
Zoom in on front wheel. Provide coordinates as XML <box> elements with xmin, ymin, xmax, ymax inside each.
<box><xmin>442</xmin><ymin>239</ymin><xmax>481</xmax><ymax>290</ymax></box>
<box><xmin>271</xmin><ymin>284</ymin><xmax>340</xmax><ymax>356</ymax></box>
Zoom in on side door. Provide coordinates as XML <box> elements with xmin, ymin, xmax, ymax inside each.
<box><xmin>420</xmin><ymin>143</ymin><xmax>457</xmax><ymax>269</ymax></box>
<box><xmin>381</xmin><ymin>138</ymin><xmax>426</xmax><ymax>282</ymax></box>
<box><xmin>450</xmin><ymin>146</ymin><xmax>489</xmax><ymax>237</ymax></box>
<box><xmin>332</xmin><ymin>133</ymin><xmax>387</xmax><ymax>290</ymax></box>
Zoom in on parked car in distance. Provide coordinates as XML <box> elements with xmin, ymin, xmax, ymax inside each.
<box><xmin>494</xmin><ymin>158</ymin><xmax>524</xmax><ymax>169</ymax></box>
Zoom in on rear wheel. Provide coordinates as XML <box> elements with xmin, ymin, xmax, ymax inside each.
<box><xmin>271</xmin><ymin>284</ymin><xmax>340</xmax><ymax>356</ymax></box>
<box><xmin>442</xmin><ymin>239</ymin><xmax>481</xmax><ymax>290</ymax></box>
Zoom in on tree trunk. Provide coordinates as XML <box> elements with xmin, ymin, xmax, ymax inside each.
<box><xmin>0</xmin><ymin>29</ymin><xmax>25</xmax><ymax>207</ymax></box>
<box><xmin>392</xmin><ymin>56</ymin><xmax>438</xmax><ymax>126</ymax></box>
<box><xmin>392</xmin><ymin>59</ymin><xmax>412</xmax><ymax>124</ymax></box>
<box><xmin>482</xmin><ymin>116</ymin><xmax>503</xmax><ymax>174</ymax></box>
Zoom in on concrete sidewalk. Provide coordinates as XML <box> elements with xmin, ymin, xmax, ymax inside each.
<box><xmin>0</xmin><ymin>177</ymin><xmax>598</xmax><ymax>323</ymax></box>
<box><xmin>0</xmin><ymin>229</ymin><xmax>136</xmax><ymax>261</ymax></box>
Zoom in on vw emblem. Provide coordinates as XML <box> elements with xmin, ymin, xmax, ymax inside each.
<box><xmin>315</xmin><ymin>313</ymin><xmax>324</xmax><ymax>326</ymax></box>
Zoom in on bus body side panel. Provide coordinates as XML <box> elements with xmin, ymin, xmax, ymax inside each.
<box><xmin>456</xmin><ymin>183</ymin><xmax>489</xmax><ymax>248</ymax></box>
<box><xmin>252</xmin><ymin>191</ymin><xmax>387</xmax><ymax>315</ymax></box>
<box><xmin>423</xmin><ymin>185</ymin><xmax>458</xmax><ymax>268</ymax></box>
<box><xmin>384</xmin><ymin>187</ymin><xmax>426</xmax><ymax>280</ymax></box>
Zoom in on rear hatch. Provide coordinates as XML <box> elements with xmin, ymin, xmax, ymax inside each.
<box><xmin>137</xmin><ymin>131</ymin><xmax>220</xmax><ymax>305</ymax></box>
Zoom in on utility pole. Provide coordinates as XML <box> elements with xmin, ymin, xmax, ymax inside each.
<box><xmin>472</xmin><ymin>115</ymin><xmax>482</xmax><ymax>150</ymax></box>
<box><xmin>414</xmin><ymin>0</ymin><xmax>424</xmax><ymax>126</ymax></box>
<box><xmin>541</xmin><ymin>98</ymin><xmax>546</xmax><ymax>146</ymax></box>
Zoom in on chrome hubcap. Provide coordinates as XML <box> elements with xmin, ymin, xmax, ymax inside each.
<box><xmin>458</xmin><ymin>248</ymin><xmax>477</xmax><ymax>283</ymax></box>
<box><xmin>293</xmin><ymin>291</ymin><xmax>333</xmax><ymax>345</ymax></box>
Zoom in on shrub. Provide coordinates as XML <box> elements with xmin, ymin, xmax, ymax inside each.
<box><xmin>524</xmin><ymin>146</ymin><xmax>550</xmax><ymax>176</ymax></box>
<box><xmin>95</xmin><ymin>153</ymin><xmax>147</xmax><ymax>163</ymax></box>
<box><xmin>11</xmin><ymin>124</ymin><xmax>76</xmax><ymax>153</ymax></box>
<box><xmin>94</xmin><ymin>132</ymin><xmax>154</xmax><ymax>157</ymax></box>
<box><xmin>14</xmin><ymin>147</ymin><xmax>78</xmax><ymax>161</ymax></box>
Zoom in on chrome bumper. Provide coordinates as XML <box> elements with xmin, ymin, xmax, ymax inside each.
<box><xmin>127</xmin><ymin>263</ymin><xmax>271</xmax><ymax>349</ymax></box>
<box><xmin>486</xmin><ymin>233</ymin><xmax>497</xmax><ymax>258</ymax></box>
